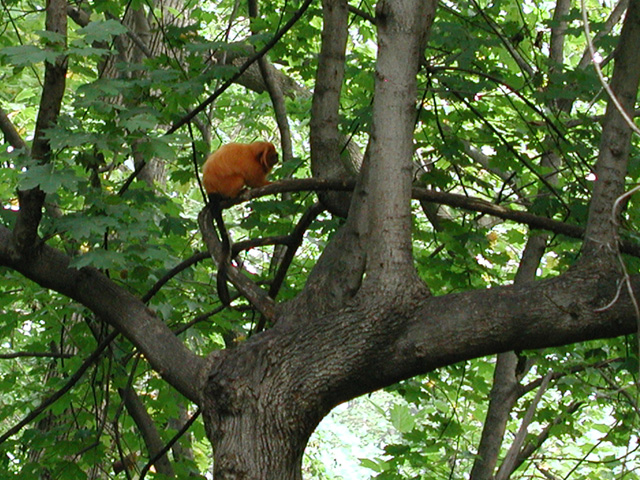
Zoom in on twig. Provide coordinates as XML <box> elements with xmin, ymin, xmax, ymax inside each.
<box><xmin>138</xmin><ymin>408</ymin><xmax>201</xmax><ymax>479</ymax></box>
<box><xmin>0</xmin><ymin>330</ymin><xmax>118</xmax><ymax>445</ymax></box>
<box><xmin>142</xmin><ymin>251</ymin><xmax>210</xmax><ymax>303</ymax></box>
<box><xmin>0</xmin><ymin>351</ymin><xmax>74</xmax><ymax>359</ymax></box>
<box><xmin>581</xmin><ymin>0</ymin><xmax>640</xmax><ymax>136</ymax></box>
<box><xmin>495</xmin><ymin>370</ymin><xmax>554</xmax><ymax>480</ymax></box>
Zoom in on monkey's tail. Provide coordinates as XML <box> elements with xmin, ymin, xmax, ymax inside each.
<box><xmin>207</xmin><ymin>193</ymin><xmax>232</xmax><ymax>306</ymax></box>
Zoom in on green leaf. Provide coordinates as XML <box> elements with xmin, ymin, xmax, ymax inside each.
<box><xmin>69</xmin><ymin>250</ymin><xmax>127</xmax><ymax>270</ymax></box>
<box><xmin>389</xmin><ymin>404</ymin><xmax>415</xmax><ymax>433</ymax></box>
<box><xmin>0</xmin><ymin>45</ymin><xmax>59</xmax><ymax>66</ymax></box>
<box><xmin>18</xmin><ymin>164</ymin><xmax>79</xmax><ymax>194</ymax></box>
<box><xmin>77</xmin><ymin>19</ymin><xmax>128</xmax><ymax>44</ymax></box>
<box><xmin>359</xmin><ymin>457</ymin><xmax>387</xmax><ymax>473</ymax></box>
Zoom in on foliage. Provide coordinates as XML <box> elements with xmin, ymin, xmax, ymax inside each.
<box><xmin>0</xmin><ymin>0</ymin><xmax>639</xmax><ymax>478</ymax></box>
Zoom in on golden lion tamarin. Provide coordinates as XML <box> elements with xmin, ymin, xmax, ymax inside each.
<box><xmin>202</xmin><ymin>141</ymin><xmax>279</xmax><ymax>306</ymax></box>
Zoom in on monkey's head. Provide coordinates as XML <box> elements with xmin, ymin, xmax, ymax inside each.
<box><xmin>256</xmin><ymin>142</ymin><xmax>279</xmax><ymax>172</ymax></box>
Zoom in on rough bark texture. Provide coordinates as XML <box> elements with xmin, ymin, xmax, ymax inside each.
<box><xmin>12</xmin><ymin>0</ymin><xmax>67</xmax><ymax>253</ymax></box>
<box><xmin>310</xmin><ymin>0</ymin><xmax>352</xmax><ymax>217</ymax></box>
<box><xmin>363</xmin><ymin>0</ymin><xmax>434</xmax><ymax>285</ymax></box>
<box><xmin>0</xmin><ymin>227</ymin><xmax>203</xmax><ymax>404</ymax></box>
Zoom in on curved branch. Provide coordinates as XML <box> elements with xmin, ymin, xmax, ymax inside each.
<box><xmin>198</xmin><ymin>209</ymin><xmax>276</xmax><ymax>320</ymax></box>
<box><xmin>0</xmin><ymin>226</ymin><xmax>204</xmax><ymax>404</ymax></box>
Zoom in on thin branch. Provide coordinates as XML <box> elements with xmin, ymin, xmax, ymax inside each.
<box><xmin>581</xmin><ymin>0</ymin><xmax>640</xmax><ymax>136</ymax></box>
<box><xmin>441</xmin><ymin>81</ymin><xmax>569</xmax><ymax>212</ymax></box>
<box><xmin>514</xmin><ymin>401</ymin><xmax>584</xmax><ymax>471</ymax></box>
<box><xmin>0</xmin><ymin>351</ymin><xmax>74</xmax><ymax>359</ymax></box>
<box><xmin>139</xmin><ymin>408</ymin><xmax>202</xmax><ymax>480</ymax></box>
<box><xmin>212</xmin><ymin>178</ymin><xmax>640</xmax><ymax>257</ymax></box>
<box><xmin>348</xmin><ymin>5</ymin><xmax>376</xmax><ymax>24</ymax></box>
<box><xmin>468</xmin><ymin>0</ymin><xmax>535</xmax><ymax>78</ymax></box>
<box><xmin>495</xmin><ymin>370</ymin><xmax>554</xmax><ymax>480</ymax></box>
<box><xmin>0</xmin><ymin>330</ymin><xmax>118</xmax><ymax>445</ymax></box>
<box><xmin>269</xmin><ymin>202</ymin><xmax>325</xmax><ymax>300</ymax></box>
<box><xmin>520</xmin><ymin>357</ymin><xmax>622</xmax><ymax>395</ymax></box>
<box><xmin>598</xmin><ymin>369</ymin><xmax>640</xmax><ymax>417</ymax></box>
<box><xmin>117</xmin><ymin>0</ymin><xmax>314</xmax><ymax>195</ymax></box>
<box><xmin>165</xmin><ymin>0</ymin><xmax>311</xmax><ymax>136</ymax></box>
<box><xmin>578</xmin><ymin>0</ymin><xmax>629</xmax><ymax>70</ymax></box>
<box><xmin>0</xmin><ymin>106</ymin><xmax>28</xmax><ymax>151</ymax></box>
<box><xmin>142</xmin><ymin>251</ymin><xmax>209</xmax><ymax>303</ymax></box>
<box><xmin>248</xmin><ymin>0</ymin><xmax>293</xmax><ymax>163</ymax></box>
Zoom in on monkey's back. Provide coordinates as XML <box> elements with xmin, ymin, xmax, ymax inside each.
<box><xmin>202</xmin><ymin>143</ymin><xmax>263</xmax><ymax>197</ymax></box>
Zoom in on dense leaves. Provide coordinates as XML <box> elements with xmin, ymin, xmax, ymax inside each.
<box><xmin>1</xmin><ymin>0</ymin><xmax>639</xmax><ymax>478</ymax></box>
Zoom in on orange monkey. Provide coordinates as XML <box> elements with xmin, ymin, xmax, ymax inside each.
<box><xmin>202</xmin><ymin>141</ymin><xmax>279</xmax><ymax>306</ymax></box>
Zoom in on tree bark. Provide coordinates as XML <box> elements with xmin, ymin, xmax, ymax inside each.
<box><xmin>13</xmin><ymin>0</ymin><xmax>67</xmax><ymax>253</ymax></box>
<box><xmin>310</xmin><ymin>0</ymin><xmax>351</xmax><ymax>217</ymax></box>
<box><xmin>583</xmin><ymin>0</ymin><xmax>640</xmax><ymax>258</ymax></box>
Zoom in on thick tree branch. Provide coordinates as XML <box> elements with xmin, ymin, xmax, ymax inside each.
<box><xmin>380</xmin><ymin>268</ymin><xmax>638</xmax><ymax>399</ymax></box>
<box><xmin>469</xmin><ymin>351</ymin><xmax>520</xmax><ymax>480</ymax></box>
<box><xmin>0</xmin><ymin>226</ymin><xmax>204</xmax><ymax>404</ymax></box>
<box><xmin>362</xmin><ymin>0</ymin><xmax>435</xmax><ymax>285</ymax></box>
<box><xmin>276</xmin><ymin>266</ymin><xmax>639</xmax><ymax>413</ymax></box>
<box><xmin>583</xmin><ymin>0</ymin><xmax>640</xmax><ymax>257</ymax></box>
<box><xmin>310</xmin><ymin>0</ymin><xmax>352</xmax><ymax>217</ymax></box>
<box><xmin>13</xmin><ymin>0</ymin><xmax>67</xmax><ymax>253</ymax></box>
<box><xmin>549</xmin><ymin>0</ymin><xmax>571</xmax><ymax>70</ymax></box>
